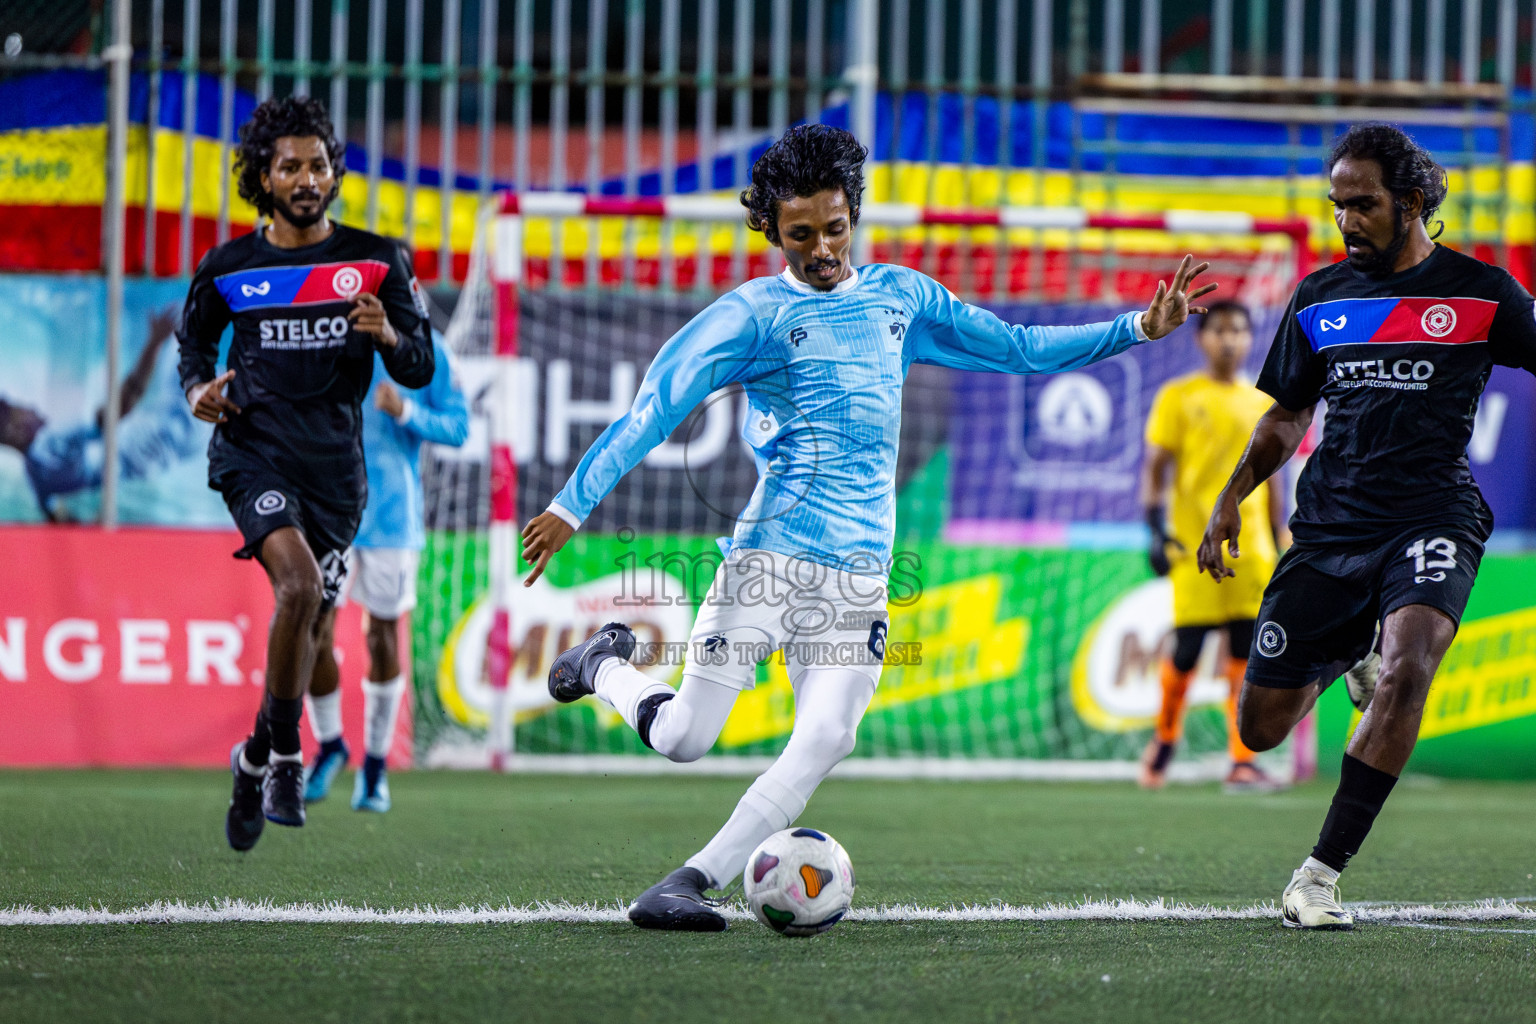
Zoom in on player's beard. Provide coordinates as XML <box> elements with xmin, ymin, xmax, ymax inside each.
<box><xmin>271</xmin><ymin>187</ymin><xmax>333</xmax><ymax>230</ymax></box>
<box><xmin>1343</xmin><ymin>211</ymin><xmax>1411</xmax><ymax>276</ymax></box>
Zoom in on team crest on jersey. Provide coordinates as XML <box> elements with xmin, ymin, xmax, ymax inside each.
<box><xmin>409</xmin><ymin>276</ymin><xmax>429</xmax><ymax>317</ymax></box>
<box><xmin>332</xmin><ymin>266</ymin><xmax>364</xmax><ymax>300</ymax></box>
<box><xmin>254</xmin><ymin>490</ymin><xmax>287</xmax><ymax>515</ymax></box>
<box><xmin>1420</xmin><ymin>303</ymin><xmax>1457</xmax><ymax>337</ymax></box>
<box><xmin>1257</xmin><ymin>621</ymin><xmax>1287</xmax><ymax>658</ymax></box>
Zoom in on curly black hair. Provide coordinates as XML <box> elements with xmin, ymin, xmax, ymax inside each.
<box><xmin>740</xmin><ymin>124</ymin><xmax>867</xmax><ymax>245</ymax></box>
<box><xmin>234</xmin><ymin>95</ymin><xmax>346</xmax><ymax>218</ymax></box>
<box><xmin>1328</xmin><ymin>122</ymin><xmax>1448</xmax><ymax>238</ymax></box>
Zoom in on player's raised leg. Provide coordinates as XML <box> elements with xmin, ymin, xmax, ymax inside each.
<box><xmin>1220</xmin><ymin>619</ymin><xmax>1278</xmax><ymax>792</ymax></box>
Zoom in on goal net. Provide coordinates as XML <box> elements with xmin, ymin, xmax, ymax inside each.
<box><xmin>414</xmin><ymin>196</ymin><xmax>1311</xmax><ymax>778</ymax></box>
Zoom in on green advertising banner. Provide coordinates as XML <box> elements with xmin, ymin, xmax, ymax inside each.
<box><xmin>413</xmin><ymin>532</ymin><xmax>1244</xmax><ymax>766</ymax></box>
<box><xmin>412</xmin><ymin>531</ymin><xmax>1536</xmax><ymax>778</ymax></box>
<box><xmin>1316</xmin><ymin>556</ymin><xmax>1536</xmax><ymax>780</ymax></box>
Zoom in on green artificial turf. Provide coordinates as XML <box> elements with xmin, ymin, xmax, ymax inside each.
<box><xmin>1</xmin><ymin>770</ymin><xmax>1533</xmax><ymax>1023</ymax></box>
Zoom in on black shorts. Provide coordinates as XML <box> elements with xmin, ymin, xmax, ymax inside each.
<box><xmin>217</xmin><ymin>469</ymin><xmax>358</xmax><ymax>607</ymax></box>
<box><xmin>1246</xmin><ymin>521</ymin><xmax>1486</xmax><ymax>689</ymax></box>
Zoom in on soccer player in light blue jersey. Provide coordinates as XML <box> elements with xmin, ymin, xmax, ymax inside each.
<box><xmin>520</xmin><ymin>124</ymin><xmax>1215</xmax><ymax>931</ymax></box>
<box><xmin>303</xmin><ymin>326</ymin><xmax>469</xmax><ymax>813</ymax></box>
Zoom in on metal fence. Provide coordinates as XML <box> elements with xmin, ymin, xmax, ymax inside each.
<box><xmin>2</xmin><ymin>0</ymin><xmax>1530</xmax><ymax>283</ymax></box>
<box><xmin>0</xmin><ymin>0</ymin><xmax>1532</xmax><ymax>528</ymax></box>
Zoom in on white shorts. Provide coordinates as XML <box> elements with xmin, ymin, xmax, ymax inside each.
<box><xmin>685</xmin><ymin>548</ymin><xmax>889</xmax><ymax>692</ymax></box>
<box><xmin>339</xmin><ymin>547</ymin><xmax>420</xmax><ymax>620</ymax></box>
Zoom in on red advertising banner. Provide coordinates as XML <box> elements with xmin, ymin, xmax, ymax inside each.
<box><xmin>0</xmin><ymin>526</ymin><xmax>410</xmax><ymax>768</ymax></box>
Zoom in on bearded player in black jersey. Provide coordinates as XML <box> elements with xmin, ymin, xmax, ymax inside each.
<box><xmin>1199</xmin><ymin>123</ymin><xmax>1536</xmax><ymax>929</ymax></box>
<box><xmin>176</xmin><ymin>96</ymin><xmax>433</xmax><ymax>851</ymax></box>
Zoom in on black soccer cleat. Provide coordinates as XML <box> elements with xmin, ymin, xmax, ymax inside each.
<box><xmin>628</xmin><ymin>867</ymin><xmax>729</xmax><ymax>932</ymax></box>
<box><xmin>548</xmin><ymin>622</ymin><xmax>636</xmax><ymax>703</ymax></box>
<box><xmin>262</xmin><ymin>760</ymin><xmax>307</xmax><ymax>827</ymax></box>
<box><xmin>225</xmin><ymin>741</ymin><xmax>266</xmax><ymax>852</ymax></box>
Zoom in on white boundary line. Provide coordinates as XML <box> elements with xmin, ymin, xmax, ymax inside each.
<box><xmin>3</xmin><ymin>897</ymin><xmax>1533</xmax><ymax>928</ymax></box>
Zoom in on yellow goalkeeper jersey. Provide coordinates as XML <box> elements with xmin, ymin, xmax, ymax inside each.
<box><xmin>1144</xmin><ymin>372</ymin><xmax>1278</xmax><ymax>625</ymax></box>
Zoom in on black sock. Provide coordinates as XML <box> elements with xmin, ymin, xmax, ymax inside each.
<box><xmin>266</xmin><ymin>696</ymin><xmax>304</xmax><ymax>757</ymax></box>
<box><xmin>635</xmin><ymin>693</ymin><xmax>675</xmax><ymax>750</ymax></box>
<box><xmin>1311</xmin><ymin>753</ymin><xmax>1398</xmax><ymax>872</ymax></box>
<box><xmin>363</xmin><ymin>753</ymin><xmax>386</xmax><ymax>789</ymax></box>
<box><xmin>244</xmin><ymin>704</ymin><xmax>272</xmax><ymax>766</ymax></box>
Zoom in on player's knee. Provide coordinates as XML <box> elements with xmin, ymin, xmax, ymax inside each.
<box><xmin>801</xmin><ymin>718</ymin><xmax>858</xmax><ymax>763</ymax></box>
<box><xmin>1235</xmin><ymin>696</ymin><xmax>1286</xmax><ymax>752</ymax></box>
<box><xmin>272</xmin><ymin>572</ymin><xmax>324</xmax><ymax>621</ymax></box>
<box><xmin>662</xmin><ymin>731</ymin><xmax>715</xmax><ymax>764</ymax></box>
<box><xmin>365</xmin><ymin>616</ymin><xmax>398</xmax><ymax>657</ymax></box>
<box><xmin>649</xmin><ymin>701</ymin><xmax>718</xmax><ymax>763</ymax></box>
<box><xmin>1372</xmin><ymin>659</ymin><xmax>1431</xmax><ymax>716</ymax></box>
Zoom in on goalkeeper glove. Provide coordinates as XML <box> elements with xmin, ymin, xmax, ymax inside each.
<box><xmin>1146</xmin><ymin>506</ymin><xmax>1182</xmax><ymax>577</ymax></box>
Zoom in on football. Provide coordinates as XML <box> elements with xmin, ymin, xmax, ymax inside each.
<box><xmin>743</xmin><ymin>827</ymin><xmax>856</xmax><ymax>937</ymax></box>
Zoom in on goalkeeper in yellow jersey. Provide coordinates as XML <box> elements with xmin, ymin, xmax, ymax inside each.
<box><xmin>1140</xmin><ymin>301</ymin><xmax>1289</xmax><ymax>791</ymax></box>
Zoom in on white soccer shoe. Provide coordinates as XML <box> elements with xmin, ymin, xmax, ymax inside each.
<box><xmin>1281</xmin><ymin>865</ymin><xmax>1355</xmax><ymax>930</ymax></box>
<box><xmin>1343</xmin><ymin>624</ymin><xmax>1382</xmax><ymax>712</ymax></box>
<box><xmin>1343</xmin><ymin>651</ymin><xmax>1381</xmax><ymax>712</ymax></box>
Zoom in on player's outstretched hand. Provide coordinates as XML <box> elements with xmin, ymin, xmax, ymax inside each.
<box><xmin>1139</xmin><ymin>255</ymin><xmax>1218</xmax><ymax>340</ymax></box>
<box><xmin>350</xmin><ymin>292</ymin><xmax>399</xmax><ymax>348</ymax></box>
<box><xmin>521</xmin><ymin>511</ymin><xmax>576</xmax><ymax>586</ymax></box>
<box><xmin>186</xmin><ymin>369</ymin><xmax>241</xmax><ymax>424</ymax></box>
<box><xmin>1198</xmin><ymin>497</ymin><xmax>1242</xmax><ymax>581</ymax></box>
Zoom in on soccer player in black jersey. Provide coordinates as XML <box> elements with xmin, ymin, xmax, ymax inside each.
<box><xmin>175</xmin><ymin>96</ymin><xmax>433</xmax><ymax>851</ymax></box>
<box><xmin>1199</xmin><ymin>123</ymin><xmax>1536</xmax><ymax>929</ymax></box>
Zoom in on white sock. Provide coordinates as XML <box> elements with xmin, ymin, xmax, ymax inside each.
<box><xmin>684</xmin><ymin>667</ymin><xmax>875</xmax><ymax>887</ymax></box>
<box><xmin>362</xmin><ymin>674</ymin><xmax>407</xmax><ymax>759</ymax></box>
<box><xmin>687</xmin><ymin>775</ymin><xmax>807</xmax><ymax>889</ymax></box>
<box><xmin>237</xmin><ymin>750</ymin><xmax>266</xmax><ymax>777</ymax></box>
<box><xmin>1302</xmin><ymin>856</ymin><xmax>1340</xmax><ymax>882</ymax></box>
<box><xmin>646</xmin><ymin>674</ymin><xmax>739</xmax><ymax>762</ymax></box>
<box><xmin>270</xmin><ymin>750</ymin><xmax>302</xmax><ymax>764</ymax></box>
<box><xmin>307</xmin><ymin>690</ymin><xmax>343</xmax><ymax>743</ymax></box>
<box><xmin>593</xmin><ymin>659</ymin><xmax>674</xmax><ymax>732</ymax></box>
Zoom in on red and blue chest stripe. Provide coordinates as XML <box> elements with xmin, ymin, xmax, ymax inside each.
<box><xmin>215</xmin><ymin>260</ymin><xmax>390</xmax><ymax>314</ymax></box>
<box><xmin>1296</xmin><ymin>296</ymin><xmax>1496</xmax><ymax>351</ymax></box>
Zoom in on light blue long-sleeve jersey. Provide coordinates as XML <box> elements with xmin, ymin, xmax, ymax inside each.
<box><xmin>356</xmin><ymin>333</ymin><xmax>470</xmax><ymax>550</ymax></box>
<box><xmin>550</xmin><ymin>263</ymin><xmax>1146</xmax><ymax>574</ymax></box>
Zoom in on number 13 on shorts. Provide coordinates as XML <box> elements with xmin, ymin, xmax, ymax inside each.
<box><xmin>1406</xmin><ymin>536</ymin><xmax>1457</xmax><ymax>584</ymax></box>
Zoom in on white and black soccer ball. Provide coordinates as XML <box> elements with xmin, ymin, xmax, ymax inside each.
<box><xmin>743</xmin><ymin>827</ymin><xmax>855</xmax><ymax>937</ymax></box>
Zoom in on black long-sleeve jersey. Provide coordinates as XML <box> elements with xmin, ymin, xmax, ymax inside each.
<box><xmin>176</xmin><ymin>224</ymin><xmax>434</xmax><ymax>510</ymax></box>
<box><xmin>1259</xmin><ymin>244</ymin><xmax>1536</xmax><ymax>545</ymax></box>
